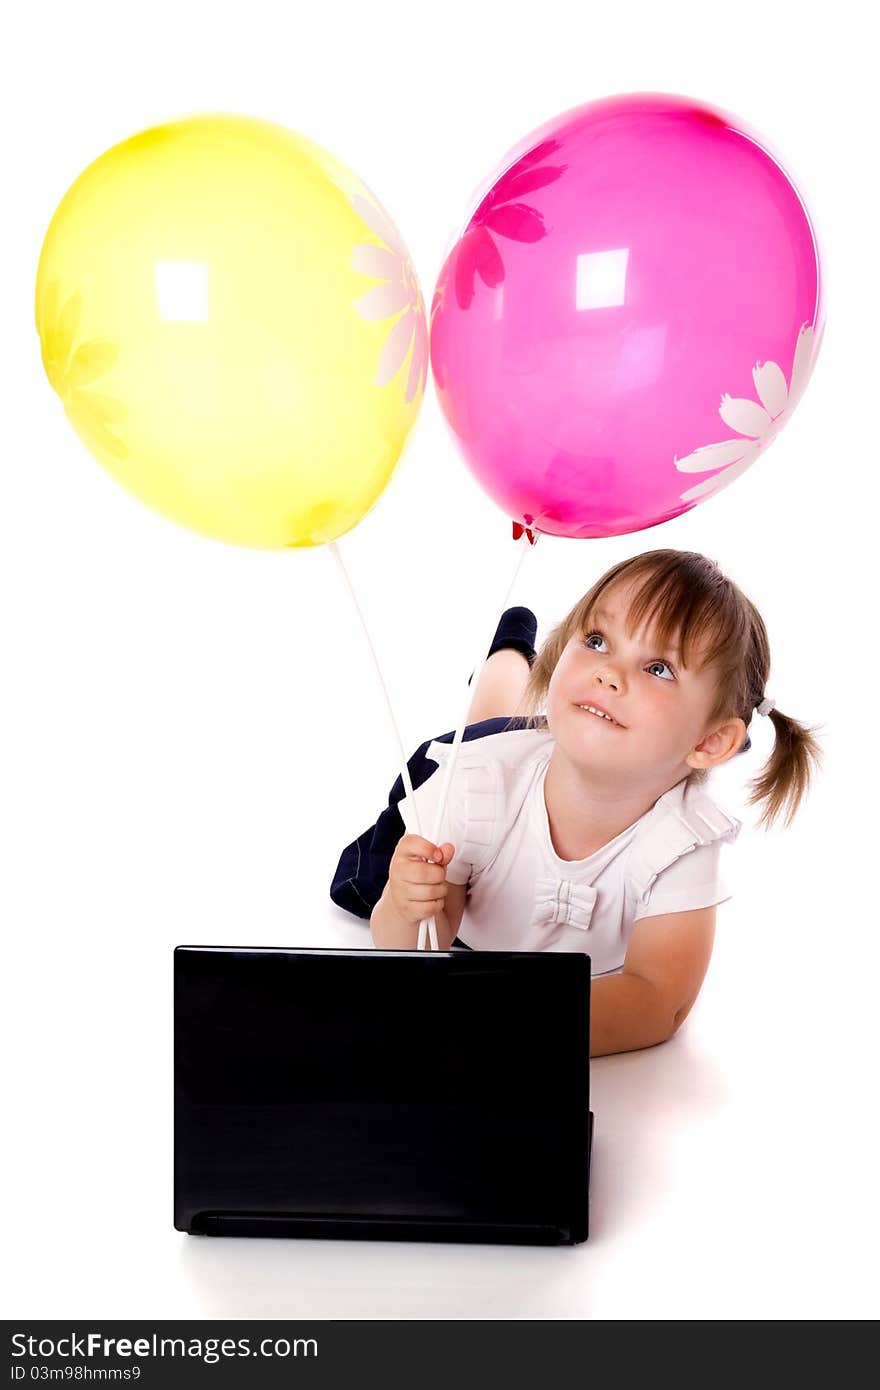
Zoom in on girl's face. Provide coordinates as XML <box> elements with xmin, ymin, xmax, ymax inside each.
<box><xmin>545</xmin><ymin>580</ymin><xmax>739</xmax><ymax>786</ymax></box>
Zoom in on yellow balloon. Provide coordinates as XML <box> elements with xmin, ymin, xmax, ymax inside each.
<box><xmin>35</xmin><ymin>114</ymin><xmax>427</xmax><ymax>548</ymax></box>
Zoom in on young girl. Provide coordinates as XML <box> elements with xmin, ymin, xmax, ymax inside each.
<box><xmin>330</xmin><ymin>549</ymin><xmax>820</xmax><ymax>1058</ymax></box>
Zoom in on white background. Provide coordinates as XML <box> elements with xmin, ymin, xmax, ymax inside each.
<box><xmin>2</xmin><ymin>0</ymin><xmax>878</xmax><ymax>1321</ymax></box>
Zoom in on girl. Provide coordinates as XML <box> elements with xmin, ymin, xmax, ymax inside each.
<box><xmin>330</xmin><ymin>549</ymin><xmax>820</xmax><ymax>1058</ymax></box>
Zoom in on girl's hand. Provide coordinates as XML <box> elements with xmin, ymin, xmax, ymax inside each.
<box><xmin>387</xmin><ymin>834</ymin><xmax>456</xmax><ymax>924</ymax></box>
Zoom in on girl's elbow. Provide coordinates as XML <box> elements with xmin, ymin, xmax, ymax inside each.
<box><xmin>666</xmin><ymin>993</ymin><xmax>700</xmax><ymax>1041</ymax></box>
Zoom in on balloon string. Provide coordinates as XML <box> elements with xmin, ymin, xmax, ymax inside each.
<box><xmin>417</xmin><ymin>530</ymin><xmax>539</xmax><ymax>950</ymax></box>
<box><xmin>327</xmin><ymin>540</ymin><xmax>438</xmax><ymax>948</ymax></box>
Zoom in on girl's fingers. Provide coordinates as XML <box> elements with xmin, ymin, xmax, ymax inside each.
<box><xmin>397</xmin><ymin>835</ymin><xmax>455</xmax><ymax>865</ymax></box>
<box><xmin>399</xmin><ymin>862</ymin><xmax>447</xmax><ymax>885</ymax></box>
<box><xmin>400</xmin><ymin>835</ymin><xmax>442</xmax><ymax>861</ymax></box>
<box><xmin>402</xmin><ymin>882</ymin><xmax>448</xmax><ymax>904</ymax></box>
<box><xmin>411</xmin><ymin>899</ymin><xmax>446</xmax><ymax>919</ymax></box>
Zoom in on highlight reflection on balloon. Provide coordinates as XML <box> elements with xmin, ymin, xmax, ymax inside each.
<box><xmin>36</xmin><ymin>113</ymin><xmax>427</xmax><ymax>549</ymax></box>
<box><xmin>430</xmin><ymin>93</ymin><xmax>824</xmax><ymax>539</ymax></box>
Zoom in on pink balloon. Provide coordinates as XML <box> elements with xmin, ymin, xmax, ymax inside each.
<box><xmin>430</xmin><ymin>93</ymin><xmax>824</xmax><ymax>539</ymax></box>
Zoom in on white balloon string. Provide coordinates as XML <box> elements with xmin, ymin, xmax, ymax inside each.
<box><xmin>327</xmin><ymin>541</ymin><xmax>438</xmax><ymax>946</ymax></box>
<box><xmin>417</xmin><ymin>530</ymin><xmax>539</xmax><ymax>950</ymax></box>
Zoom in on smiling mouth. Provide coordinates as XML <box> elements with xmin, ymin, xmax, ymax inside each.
<box><xmin>576</xmin><ymin>703</ymin><xmax>624</xmax><ymax>727</ymax></box>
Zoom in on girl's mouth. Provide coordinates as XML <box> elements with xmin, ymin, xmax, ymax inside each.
<box><xmin>576</xmin><ymin>702</ymin><xmax>624</xmax><ymax>727</ymax></box>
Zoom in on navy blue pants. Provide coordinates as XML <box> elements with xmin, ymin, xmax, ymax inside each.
<box><xmin>330</xmin><ymin>716</ymin><xmax>531</xmax><ymax>939</ymax></box>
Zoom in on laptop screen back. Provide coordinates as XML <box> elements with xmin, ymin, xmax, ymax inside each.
<box><xmin>175</xmin><ymin>946</ymin><xmax>590</xmax><ymax>1243</ymax></box>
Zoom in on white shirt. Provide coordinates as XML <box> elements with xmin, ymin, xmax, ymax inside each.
<box><xmin>398</xmin><ymin>727</ymin><xmax>740</xmax><ymax>976</ymax></box>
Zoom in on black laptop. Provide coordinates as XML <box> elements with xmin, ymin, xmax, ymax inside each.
<box><xmin>174</xmin><ymin>946</ymin><xmax>593</xmax><ymax>1245</ymax></box>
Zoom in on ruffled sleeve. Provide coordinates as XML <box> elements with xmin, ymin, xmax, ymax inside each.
<box><xmin>627</xmin><ymin>780</ymin><xmax>741</xmax><ymax>922</ymax></box>
<box><xmin>633</xmin><ymin>840</ymin><xmax>730</xmax><ymax>919</ymax></box>
<box><xmin>329</xmin><ymin>717</ymin><xmax>522</xmax><ymax>918</ymax></box>
<box><xmin>398</xmin><ymin>740</ymin><xmax>500</xmax><ymax>887</ymax></box>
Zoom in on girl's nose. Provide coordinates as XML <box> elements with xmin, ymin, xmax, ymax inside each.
<box><xmin>595</xmin><ymin>665</ymin><xmax>623</xmax><ymax>692</ymax></box>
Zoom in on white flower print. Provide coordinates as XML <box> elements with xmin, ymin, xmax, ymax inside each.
<box><xmin>350</xmin><ymin>193</ymin><xmax>427</xmax><ymax>404</ymax></box>
<box><xmin>674</xmin><ymin>324</ymin><xmax>818</xmax><ymax>502</ymax></box>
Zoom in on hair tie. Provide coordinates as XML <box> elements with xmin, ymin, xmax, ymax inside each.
<box><xmin>756</xmin><ymin>695</ymin><xmax>775</xmax><ymax>717</ymax></box>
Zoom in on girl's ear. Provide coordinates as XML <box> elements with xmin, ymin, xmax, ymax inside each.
<box><xmin>686</xmin><ymin>717</ymin><xmax>748</xmax><ymax>770</ymax></box>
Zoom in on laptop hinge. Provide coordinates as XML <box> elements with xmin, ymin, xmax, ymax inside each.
<box><xmin>192</xmin><ymin>1211</ymin><xmax>572</xmax><ymax>1245</ymax></box>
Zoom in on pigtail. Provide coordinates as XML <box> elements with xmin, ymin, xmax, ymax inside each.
<box><xmin>747</xmin><ymin>709</ymin><xmax>822</xmax><ymax>829</ymax></box>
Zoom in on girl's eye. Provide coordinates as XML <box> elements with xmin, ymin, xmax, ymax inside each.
<box><xmin>585</xmin><ymin>631</ymin><xmax>676</xmax><ymax>680</ymax></box>
<box><xmin>646</xmin><ymin>660</ymin><xmax>676</xmax><ymax>681</ymax></box>
<box><xmin>586</xmin><ymin>631</ymin><xmax>675</xmax><ymax>678</ymax></box>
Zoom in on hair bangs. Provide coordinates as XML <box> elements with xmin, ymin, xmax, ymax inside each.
<box><xmin>584</xmin><ymin>553</ymin><xmax>747</xmax><ymax>672</ymax></box>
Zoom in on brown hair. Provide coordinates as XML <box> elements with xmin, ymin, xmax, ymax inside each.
<box><xmin>510</xmin><ymin>549</ymin><xmax>821</xmax><ymax>828</ymax></box>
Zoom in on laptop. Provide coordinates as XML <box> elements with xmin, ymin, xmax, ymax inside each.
<box><xmin>174</xmin><ymin>945</ymin><xmax>593</xmax><ymax>1245</ymax></box>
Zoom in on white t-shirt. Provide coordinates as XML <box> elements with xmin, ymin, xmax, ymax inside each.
<box><xmin>398</xmin><ymin>727</ymin><xmax>740</xmax><ymax>976</ymax></box>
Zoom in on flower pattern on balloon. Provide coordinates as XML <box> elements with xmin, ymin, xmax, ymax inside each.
<box><xmin>450</xmin><ymin>140</ymin><xmax>566</xmax><ymax>310</ymax></box>
<box><xmin>674</xmin><ymin>324</ymin><xmax>817</xmax><ymax>502</ymax></box>
<box><xmin>350</xmin><ymin>194</ymin><xmax>427</xmax><ymax>405</ymax></box>
<box><xmin>37</xmin><ymin>280</ymin><xmax>127</xmax><ymax>460</ymax></box>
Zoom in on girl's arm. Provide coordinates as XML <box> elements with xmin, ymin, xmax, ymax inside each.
<box><xmin>590</xmin><ymin>905</ymin><xmax>717</xmax><ymax>1057</ymax></box>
